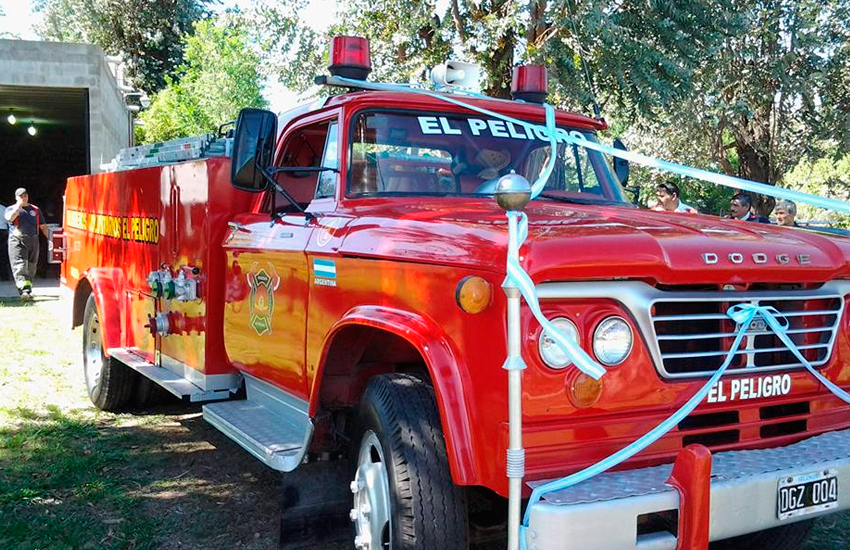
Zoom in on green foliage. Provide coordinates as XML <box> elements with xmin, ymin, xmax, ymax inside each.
<box><xmin>248</xmin><ymin>0</ymin><xmax>740</xmax><ymax>104</ymax></box>
<box><xmin>34</xmin><ymin>0</ymin><xmax>212</xmax><ymax>93</ymax></box>
<box><xmin>136</xmin><ymin>18</ymin><xmax>267</xmax><ymax>144</ymax></box>
<box><xmin>782</xmin><ymin>146</ymin><xmax>850</xmax><ymax>227</ymax></box>
<box><xmin>246</xmin><ymin>0</ymin><xmax>849</xmax><ymax>220</ymax></box>
<box><xmin>629</xmin><ymin>0</ymin><xmax>850</xmax><ymax>217</ymax></box>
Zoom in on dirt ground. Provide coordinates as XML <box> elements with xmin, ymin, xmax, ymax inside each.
<box><xmin>1</xmin><ymin>283</ymin><xmax>849</xmax><ymax>549</ymax></box>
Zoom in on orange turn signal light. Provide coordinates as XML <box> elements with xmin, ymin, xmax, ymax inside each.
<box><xmin>456</xmin><ymin>276</ymin><xmax>491</xmax><ymax>314</ymax></box>
<box><xmin>567</xmin><ymin>371</ymin><xmax>604</xmax><ymax>409</ymax></box>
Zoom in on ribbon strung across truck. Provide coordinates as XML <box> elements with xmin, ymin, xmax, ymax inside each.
<box><xmin>518</xmin><ymin>302</ymin><xmax>850</xmax><ymax>547</ymax></box>
<box><xmin>331</xmin><ymin>75</ymin><xmax>850</xmax><ymax>546</ymax></box>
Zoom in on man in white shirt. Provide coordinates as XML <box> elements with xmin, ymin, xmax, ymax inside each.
<box><xmin>653</xmin><ymin>182</ymin><xmax>697</xmax><ymax>213</ymax></box>
<box><xmin>0</xmin><ymin>200</ymin><xmax>10</xmax><ymax>281</ymax></box>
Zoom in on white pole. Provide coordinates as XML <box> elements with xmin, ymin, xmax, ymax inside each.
<box><xmin>504</xmin><ymin>210</ymin><xmax>526</xmax><ymax>550</ymax></box>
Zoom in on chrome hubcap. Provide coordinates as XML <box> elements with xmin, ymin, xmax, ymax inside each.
<box><xmin>83</xmin><ymin>310</ymin><xmax>103</xmax><ymax>393</ymax></box>
<box><xmin>351</xmin><ymin>430</ymin><xmax>391</xmax><ymax>550</ymax></box>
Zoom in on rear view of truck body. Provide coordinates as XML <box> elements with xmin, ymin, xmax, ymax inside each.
<box><xmin>63</xmin><ymin>154</ymin><xmax>254</xmax><ymax>400</ymax></box>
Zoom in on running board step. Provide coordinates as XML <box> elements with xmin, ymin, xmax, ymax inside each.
<box><xmin>203</xmin><ymin>374</ymin><xmax>313</xmax><ymax>472</ymax></box>
<box><xmin>108</xmin><ymin>348</ymin><xmax>232</xmax><ymax>403</ymax></box>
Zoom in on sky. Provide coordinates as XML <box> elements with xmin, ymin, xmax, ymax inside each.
<box><xmin>0</xmin><ymin>0</ymin><xmax>336</xmax><ymax>112</ymax></box>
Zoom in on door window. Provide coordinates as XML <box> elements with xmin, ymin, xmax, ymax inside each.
<box><xmin>266</xmin><ymin>120</ymin><xmax>338</xmax><ymax>213</ymax></box>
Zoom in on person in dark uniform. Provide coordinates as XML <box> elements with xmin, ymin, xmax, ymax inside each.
<box><xmin>727</xmin><ymin>192</ymin><xmax>771</xmax><ymax>223</ymax></box>
<box><xmin>4</xmin><ymin>188</ymin><xmax>48</xmax><ymax>299</ymax></box>
<box><xmin>0</xmin><ymin>200</ymin><xmax>11</xmax><ymax>281</ymax></box>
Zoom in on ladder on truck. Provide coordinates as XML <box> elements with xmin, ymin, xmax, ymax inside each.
<box><xmin>101</xmin><ymin>133</ymin><xmax>233</xmax><ymax>172</ymax></box>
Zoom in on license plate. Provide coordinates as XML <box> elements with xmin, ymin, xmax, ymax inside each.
<box><xmin>777</xmin><ymin>469</ymin><xmax>839</xmax><ymax>520</ymax></box>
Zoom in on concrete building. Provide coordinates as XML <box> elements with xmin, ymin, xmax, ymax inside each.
<box><xmin>0</xmin><ymin>39</ymin><xmax>131</xmax><ymax>224</ymax></box>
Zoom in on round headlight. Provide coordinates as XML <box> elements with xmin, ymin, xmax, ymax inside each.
<box><xmin>593</xmin><ymin>316</ymin><xmax>633</xmax><ymax>366</ymax></box>
<box><xmin>538</xmin><ymin>317</ymin><xmax>580</xmax><ymax>369</ymax></box>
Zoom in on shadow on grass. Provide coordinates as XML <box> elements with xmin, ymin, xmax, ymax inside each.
<box><xmin>0</xmin><ymin>405</ymin><xmax>282</xmax><ymax>550</ymax></box>
<box><xmin>0</xmin><ymin>296</ymin><xmax>58</xmax><ymax>307</ymax></box>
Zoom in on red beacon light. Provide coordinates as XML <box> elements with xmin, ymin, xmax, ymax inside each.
<box><xmin>328</xmin><ymin>36</ymin><xmax>372</xmax><ymax>81</ymax></box>
<box><xmin>511</xmin><ymin>65</ymin><xmax>548</xmax><ymax>103</ymax></box>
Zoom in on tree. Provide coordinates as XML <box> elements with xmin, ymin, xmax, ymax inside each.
<box><xmin>34</xmin><ymin>0</ymin><xmax>212</xmax><ymax>93</ymax></box>
<box><xmin>249</xmin><ymin>0</ymin><xmax>738</xmax><ymax>105</ymax></box>
<box><xmin>136</xmin><ymin>17</ymin><xmax>267</xmax><ymax>144</ymax></box>
<box><xmin>631</xmin><ymin>0</ymin><xmax>850</xmax><ymax>216</ymax></box>
<box><xmin>782</xmin><ymin>145</ymin><xmax>850</xmax><ymax>227</ymax></box>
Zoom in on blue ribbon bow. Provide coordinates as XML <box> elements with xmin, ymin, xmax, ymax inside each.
<box><xmin>519</xmin><ymin>302</ymin><xmax>850</xmax><ymax>547</ymax></box>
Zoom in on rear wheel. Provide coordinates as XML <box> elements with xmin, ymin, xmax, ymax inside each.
<box><xmin>82</xmin><ymin>293</ymin><xmax>136</xmax><ymax>411</ymax></box>
<box><xmin>351</xmin><ymin>374</ymin><xmax>468</xmax><ymax>550</ymax></box>
<box><xmin>710</xmin><ymin>519</ymin><xmax>814</xmax><ymax>550</ymax></box>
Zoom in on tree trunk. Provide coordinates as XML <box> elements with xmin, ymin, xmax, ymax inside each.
<box><xmin>484</xmin><ymin>29</ymin><xmax>516</xmax><ymax>98</ymax></box>
<box><xmin>735</xmin><ymin>136</ymin><xmax>775</xmax><ymax>217</ymax></box>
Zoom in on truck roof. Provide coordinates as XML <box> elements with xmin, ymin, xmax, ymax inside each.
<box><xmin>288</xmin><ymin>90</ymin><xmax>607</xmax><ymax>132</ymax></box>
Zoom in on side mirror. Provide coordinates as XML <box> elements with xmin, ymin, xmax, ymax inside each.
<box><xmin>231</xmin><ymin>108</ymin><xmax>278</xmax><ymax>192</ymax></box>
<box><xmin>612</xmin><ymin>138</ymin><xmax>630</xmax><ymax>187</ymax></box>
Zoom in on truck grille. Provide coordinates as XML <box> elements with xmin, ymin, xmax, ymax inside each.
<box><xmin>652</xmin><ymin>295</ymin><xmax>843</xmax><ymax>376</ymax></box>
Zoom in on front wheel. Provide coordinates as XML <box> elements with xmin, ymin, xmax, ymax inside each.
<box><xmin>82</xmin><ymin>293</ymin><xmax>136</xmax><ymax>411</ymax></box>
<box><xmin>351</xmin><ymin>374</ymin><xmax>468</xmax><ymax>550</ymax></box>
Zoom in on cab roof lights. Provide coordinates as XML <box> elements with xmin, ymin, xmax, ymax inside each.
<box><xmin>328</xmin><ymin>36</ymin><xmax>372</xmax><ymax>80</ymax></box>
<box><xmin>511</xmin><ymin>65</ymin><xmax>548</xmax><ymax>103</ymax></box>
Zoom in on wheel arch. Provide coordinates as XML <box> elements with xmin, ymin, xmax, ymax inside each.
<box><xmin>310</xmin><ymin>305</ymin><xmax>477</xmax><ymax>485</ymax></box>
<box><xmin>80</xmin><ymin>267</ymin><xmax>126</xmax><ymax>352</ymax></box>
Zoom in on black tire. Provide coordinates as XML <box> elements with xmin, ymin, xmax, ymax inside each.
<box><xmin>82</xmin><ymin>293</ymin><xmax>136</xmax><ymax>411</ymax></box>
<box><xmin>710</xmin><ymin>519</ymin><xmax>814</xmax><ymax>550</ymax></box>
<box><xmin>134</xmin><ymin>375</ymin><xmax>175</xmax><ymax>407</ymax></box>
<box><xmin>353</xmin><ymin>373</ymin><xmax>468</xmax><ymax>550</ymax></box>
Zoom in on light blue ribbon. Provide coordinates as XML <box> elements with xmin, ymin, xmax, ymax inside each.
<box><xmin>329</xmin><ymin>76</ymin><xmax>850</xmax><ymax>546</ymax></box>
<box><xmin>505</xmin><ymin>209</ymin><xmax>607</xmax><ymax>380</ymax></box>
<box><xmin>503</xmin><ymin>104</ymin><xmax>608</xmax><ymax>380</ymax></box>
<box><xmin>519</xmin><ymin>303</ymin><xmax>850</xmax><ymax>547</ymax></box>
<box><xmin>758</xmin><ymin>305</ymin><xmax>850</xmax><ymax>406</ymax></box>
<box><xmin>332</xmin><ymin>75</ymin><xmax>850</xmax><ymax>215</ymax></box>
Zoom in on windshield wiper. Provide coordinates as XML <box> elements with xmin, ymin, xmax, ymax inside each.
<box><xmin>537</xmin><ymin>193</ymin><xmax>631</xmax><ymax>207</ymax></box>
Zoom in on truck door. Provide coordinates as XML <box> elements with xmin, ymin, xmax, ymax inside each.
<box><xmin>223</xmin><ymin>117</ymin><xmax>339</xmax><ymax>399</ymax></box>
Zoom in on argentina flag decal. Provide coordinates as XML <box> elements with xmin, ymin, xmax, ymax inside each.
<box><xmin>313</xmin><ymin>258</ymin><xmax>337</xmax><ymax>287</ymax></box>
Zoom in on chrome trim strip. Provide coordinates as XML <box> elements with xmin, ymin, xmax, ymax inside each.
<box><xmin>657</xmin><ymin>326</ymin><xmax>833</xmax><ymax>341</ymax></box>
<box><xmin>160</xmin><ymin>353</ymin><xmax>243</xmax><ymax>391</ymax></box>
<box><xmin>653</xmin><ymin>308</ymin><xmax>840</xmax><ymax>321</ymax></box>
<box><xmin>535</xmin><ymin>280</ymin><xmax>850</xmax><ymax>379</ymax></box>
<box><xmin>661</xmin><ymin>342</ymin><xmax>829</xmax><ymax>360</ymax></box>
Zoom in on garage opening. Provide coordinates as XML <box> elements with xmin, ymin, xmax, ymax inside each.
<box><xmin>0</xmin><ymin>85</ymin><xmax>89</xmax><ymax>277</ymax></box>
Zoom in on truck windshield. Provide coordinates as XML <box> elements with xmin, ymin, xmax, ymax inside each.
<box><xmin>348</xmin><ymin>110</ymin><xmax>628</xmax><ymax>204</ymax></box>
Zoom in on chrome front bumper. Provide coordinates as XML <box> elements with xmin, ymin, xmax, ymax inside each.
<box><xmin>525</xmin><ymin>428</ymin><xmax>850</xmax><ymax>550</ymax></box>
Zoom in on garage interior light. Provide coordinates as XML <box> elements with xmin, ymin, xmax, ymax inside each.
<box><xmin>27</xmin><ymin>123</ymin><xmax>36</xmax><ymax>136</ymax></box>
<box><xmin>6</xmin><ymin>112</ymin><xmax>16</xmax><ymax>125</ymax></box>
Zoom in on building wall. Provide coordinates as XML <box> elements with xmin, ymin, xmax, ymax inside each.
<box><xmin>0</xmin><ymin>39</ymin><xmax>129</xmax><ymax>173</ymax></box>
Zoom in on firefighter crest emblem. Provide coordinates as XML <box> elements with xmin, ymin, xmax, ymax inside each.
<box><xmin>247</xmin><ymin>263</ymin><xmax>280</xmax><ymax>335</ymax></box>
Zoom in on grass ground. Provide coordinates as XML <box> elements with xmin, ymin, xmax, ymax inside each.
<box><xmin>1</xmin><ymin>291</ymin><xmax>849</xmax><ymax>549</ymax></box>
<box><xmin>0</xmin><ymin>294</ymin><xmax>280</xmax><ymax>550</ymax></box>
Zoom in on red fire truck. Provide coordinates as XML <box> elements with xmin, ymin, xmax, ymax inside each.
<box><xmin>59</xmin><ymin>36</ymin><xmax>850</xmax><ymax>550</ymax></box>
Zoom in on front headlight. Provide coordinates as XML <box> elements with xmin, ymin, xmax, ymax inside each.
<box><xmin>538</xmin><ymin>317</ymin><xmax>580</xmax><ymax>369</ymax></box>
<box><xmin>593</xmin><ymin>316</ymin><xmax>633</xmax><ymax>366</ymax></box>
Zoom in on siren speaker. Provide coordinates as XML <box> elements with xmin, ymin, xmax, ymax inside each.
<box><xmin>431</xmin><ymin>61</ymin><xmax>481</xmax><ymax>90</ymax></box>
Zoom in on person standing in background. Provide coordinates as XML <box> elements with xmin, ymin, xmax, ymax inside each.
<box><xmin>652</xmin><ymin>182</ymin><xmax>698</xmax><ymax>213</ymax></box>
<box><xmin>727</xmin><ymin>192</ymin><xmax>771</xmax><ymax>223</ymax></box>
<box><xmin>4</xmin><ymin>188</ymin><xmax>48</xmax><ymax>299</ymax></box>
<box><xmin>0</xmin><ymin>200</ymin><xmax>10</xmax><ymax>281</ymax></box>
<box><xmin>774</xmin><ymin>200</ymin><xmax>800</xmax><ymax>227</ymax></box>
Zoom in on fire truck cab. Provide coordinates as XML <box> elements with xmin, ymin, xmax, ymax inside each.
<box><xmin>61</xmin><ymin>37</ymin><xmax>850</xmax><ymax>550</ymax></box>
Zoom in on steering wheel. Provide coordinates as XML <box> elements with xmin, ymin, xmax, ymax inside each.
<box><xmin>473</xmin><ymin>179</ymin><xmax>499</xmax><ymax>194</ymax></box>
